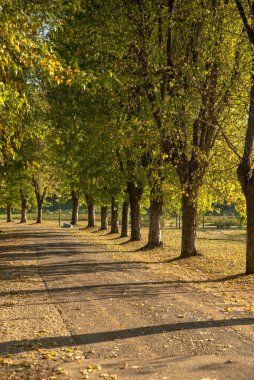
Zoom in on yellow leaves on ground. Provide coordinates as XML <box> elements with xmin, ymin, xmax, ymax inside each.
<box><xmin>56</xmin><ymin>366</ymin><xmax>69</xmax><ymax>374</ymax></box>
<box><xmin>80</xmin><ymin>364</ymin><xmax>102</xmax><ymax>378</ymax></box>
<box><xmin>79</xmin><ymin>364</ymin><xmax>118</xmax><ymax>380</ymax></box>
<box><xmin>41</xmin><ymin>351</ymin><xmax>57</xmax><ymax>359</ymax></box>
<box><xmin>0</xmin><ymin>357</ymin><xmax>13</xmax><ymax>366</ymax></box>
<box><xmin>99</xmin><ymin>374</ymin><xmax>117</xmax><ymax>380</ymax></box>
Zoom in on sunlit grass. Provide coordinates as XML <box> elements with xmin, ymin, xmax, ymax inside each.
<box><xmin>72</xmin><ymin>226</ymin><xmax>245</xmax><ymax>276</ymax></box>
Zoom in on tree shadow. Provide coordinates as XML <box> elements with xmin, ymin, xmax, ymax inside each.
<box><xmin>0</xmin><ymin>231</ymin><xmax>67</xmax><ymax>240</ymax></box>
<box><xmin>1</xmin><ymin>317</ymin><xmax>253</xmax><ymax>354</ymax></box>
<box><xmin>163</xmin><ymin>256</ymin><xmax>187</xmax><ymax>263</ymax></box>
<box><xmin>0</xmin><ymin>259</ymin><xmax>153</xmax><ymax>283</ymax></box>
<box><xmin>119</xmin><ymin>239</ymin><xmax>139</xmax><ymax>245</ymax></box>
<box><xmin>136</xmin><ymin>243</ymin><xmax>165</xmax><ymax>252</ymax></box>
<box><xmin>109</xmin><ymin>236</ymin><xmax>126</xmax><ymax>240</ymax></box>
<box><xmin>0</xmin><ymin>273</ymin><xmax>249</xmax><ymax>300</ymax></box>
<box><xmin>197</xmin><ymin>237</ymin><xmax>244</xmax><ymax>242</ymax></box>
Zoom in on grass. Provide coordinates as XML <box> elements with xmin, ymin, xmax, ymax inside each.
<box><xmin>72</xmin><ymin>226</ymin><xmax>246</xmax><ymax>276</ymax></box>
<box><xmin>0</xmin><ymin>212</ymin><xmax>88</xmax><ymax>221</ymax></box>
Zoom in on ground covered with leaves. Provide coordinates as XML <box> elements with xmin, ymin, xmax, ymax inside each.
<box><xmin>0</xmin><ymin>222</ymin><xmax>254</xmax><ymax>380</ymax></box>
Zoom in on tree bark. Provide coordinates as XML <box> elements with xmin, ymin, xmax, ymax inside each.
<box><xmin>245</xmin><ymin>185</ymin><xmax>254</xmax><ymax>273</ymax></box>
<box><xmin>127</xmin><ymin>182</ymin><xmax>142</xmax><ymax>241</ymax></box>
<box><xmin>6</xmin><ymin>204</ymin><xmax>12</xmax><ymax>223</ymax></box>
<box><xmin>32</xmin><ymin>176</ymin><xmax>47</xmax><ymax>224</ymax></box>
<box><xmin>147</xmin><ymin>193</ymin><xmax>163</xmax><ymax>248</ymax></box>
<box><xmin>71</xmin><ymin>192</ymin><xmax>79</xmax><ymax>225</ymax></box>
<box><xmin>100</xmin><ymin>206</ymin><xmax>108</xmax><ymax>230</ymax></box>
<box><xmin>233</xmin><ymin>6</ymin><xmax>254</xmax><ymax>273</ymax></box>
<box><xmin>181</xmin><ymin>194</ymin><xmax>198</xmax><ymax>258</ymax></box>
<box><xmin>110</xmin><ymin>198</ymin><xmax>119</xmax><ymax>233</ymax></box>
<box><xmin>236</xmin><ymin>65</ymin><xmax>254</xmax><ymax>273</ymax></box>
<box><xmin>36</xmin><ymin>200</ymin><xmax>43</xmax><ymax>223</ymax></box>
<box><xmin>238</xmin><ymin>164</ymin><xmax>254</xmax><ymax>274</ymax></box>
<box><xmin>87</xmin><ymin>203</ymin><xmax>95</xmax><ymax>227</ymax></box>
<box><xmin>121</xmin><ymin>201</ymin><xmax>129</xmax><ymax>237</ymax></box>
<box><xmin>20</xmin><ymin>199</ymin><xmax>27</xmax><ymax>223</ymax></box>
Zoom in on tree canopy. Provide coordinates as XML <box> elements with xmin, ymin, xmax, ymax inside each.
<box><xmin>3</xmin><ymin>0</ymin><xmax>254</xmax><ymax>273</ymax></box>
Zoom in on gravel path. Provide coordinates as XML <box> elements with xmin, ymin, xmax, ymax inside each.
<box><xmin>0</xmin><ymin>223</ymin><xmax>254</xmax><ymax>379</ymax></box>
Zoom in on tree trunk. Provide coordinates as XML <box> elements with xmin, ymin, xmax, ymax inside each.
<box><xmin>87</xmin><ymin>203</ymin><xmax>95</xmax><ymax>228</ymax></box>
<box><xmin>71</xmin><ymin>193</ymin><xmax>79</xmax><ymax>225</ymax></box>
<box><xmin>238</xmin><ymin>164</ymin><xmax>254</xmax><ymax>274</ymax></box>
<box><xmin>234</xmin><ymin>0</ymin><xmax>254</xmax><ymax>273</ymax></box>
<box><xmin>121</xmin><ymin>201</ymin><xmax>129</xmax><ymax>237</ymax></box>
<box><xmin>100</xmin><ymin>206</ymin><xmax>108</xmax><ymax>230</ymax></box>
<box><xmin>127</xmin><ymin>182</ymin><xmax>142</xmax><ymax>241</ymax></box>
<box><xmin>245</xmin><ymin>186</ymin><xmax>254</xmax><ymax>274</ymax></box>
<box><xmin>6</xmin><ymin>204</ymin><xmax>12</xmax><ymax>223</ymax></box>
<box><xmin>181</xmin><ymin>194</ymin><xmax>198</xmax><ymax>257</ymax></box>
<box><xmin>110</xmin><ymin>198</ymin><xmax>119</xmax><ymax>233</ymax></box>
<box><xmin>20</xmin><ymin>199</ymin><xmax>27</xmax><ymax>223</ymax></box>
<box><xmin>236</xmin><ymin>65</ymin><xmax>254</xmax><ymax>274</ymax></box>
<box><xmin>147</xmin><ymin>195</ymin><xmax>163</xmax><ymax>248</ymax></box>
<box><xmin>36</xmin><ymin>200</ymin><xmax>43</xmax><ymax>223</ymax></box>
<box><xmin>32</xmin><ymin>176</ymin><xmax>47</xmax><ymax>224</ymax></box>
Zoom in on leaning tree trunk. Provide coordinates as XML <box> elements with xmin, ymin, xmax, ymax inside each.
<box><xmin>127</xmin><ymin>182</ymin><xmax>142</xmax><ymax>241</ymax></box>
<box><xmin>236</xmin><ymin>71</ymin><xmax>254</xmax><ymax>274</ymax></box>
<box><xmin>235</xmin><ymin>0</ymin><xmax>254</xmax><ymax>275</ymax></box>
<box><xmin>146</xmin><ymin>190</ymin><xmax>163</xmax><ymax>248</ymax></box>
<box><xmin>36</xmin><ymin>200</ymin><xmax>43</xmax><ymax>223</ymax></box>
<box><xmin>121</xmin><ymin>200</ymin><xmax>129</xmax><ymax>237</ymax></box>
<box><xmin>181</xmin><ymin>194</ymin><xmax>198</xmax><ymax>258</ymax></box>
<box><xmin>6</xmin><ymin>204</ymin><xmax>12</xmax><ymax>223</ymax></box>
<box><xmin>100</xmin><ymin>206</ymin><xmax>108</xmax><ymax>230</ymax></box>
<box><xmin>71</xmin><ymin>192</ymin><xmax>79</xmax><ymax>225</ymax></box>
<box><xmin>87</xmin><ymin>203</ymin><xmax>95</xmax><ymax>228</ymax></box>
<box><xmin>245</xmin><ymin>185</ymin><xmax>254</xmax><ymax>274</ymax></box>
<box><xmin>20</xmin><ymin>199</ymin><xmax>27</xmax><ymax>223</ymax></box>
<box><xmin>238</xmin><ymin>164</ymin><xmax>254</xmax><ymax>274</ymax></box>
<box><xmin>110</xmin><ymin>198</ymin><xmax>119</xmax><ymax>234</ymax></box>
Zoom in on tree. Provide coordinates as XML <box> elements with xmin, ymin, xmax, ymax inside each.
<box><xmin>233</xmin><ymin>0</ymin><xmax>254</xmax><ymax>273</ymax></box>
<box><xmin>112</xmin><ymin>0</ymin><xmax>243</xmax><ymax>256</ymax></box>
<box><xmin>54</xmin><ymin>0</ymin><xmax>243</xmax><ymax>255</ymax></box>
<box><xmin>121</xmin><ymin>200</ymin><xmax>129</xmax><ymax>237</ymax></box>
<box><xmin>0</xmin><ymin>162</ymin><xmax>22</xmax><ymax>222</ymax></box>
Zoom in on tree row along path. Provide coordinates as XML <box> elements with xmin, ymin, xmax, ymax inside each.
<box><xmin>0</xmin><ymin>224</ymin><xmax>254</xmax><ymax>379</ymax></box>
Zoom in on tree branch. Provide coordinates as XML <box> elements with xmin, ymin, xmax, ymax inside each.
<box><xmin>235</xmin><ymin>0</ymin><xmax>254</xmax><ymax>44</ymax></box>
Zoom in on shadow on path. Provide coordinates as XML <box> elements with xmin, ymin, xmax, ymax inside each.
<box><xmin>1</xmin><ymin>317</ymin><xmax>253</xmax><ymax>354</ymax></box>
<box><xmin>0</xmin><ymin>275</ymin><xmax>250</xmax><ymax>300</ymax></box>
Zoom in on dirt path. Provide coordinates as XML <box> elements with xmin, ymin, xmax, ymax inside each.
<box><xmin>0</xmin><ymin>224</ymin><xmax>254</xmax><ymax>379</ymax></box>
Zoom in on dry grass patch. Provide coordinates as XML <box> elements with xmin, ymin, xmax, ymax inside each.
<box><xmin>73</xmin><ymin>226</ymin><xmax>246</xmax><ymax>276</ymax></box>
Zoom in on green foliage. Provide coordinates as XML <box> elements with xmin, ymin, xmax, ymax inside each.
<box><xmin>205</xmin><ymin>216</ymin><xmax>243</xmax><ymax>229</ymax></box>
<box><xmin>0</xmin><ymin>0</ymin><xmax>251</xmax><ymax>250</ymax></box>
